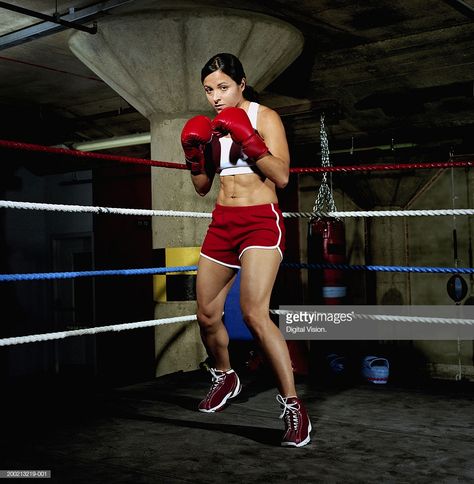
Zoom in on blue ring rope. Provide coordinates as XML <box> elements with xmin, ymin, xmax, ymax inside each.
<box><xmin>283</xmin><ymin>263</ymin><xmax>474</xmax><ymax>274</ymax></box>
<box><xmin>1</xmin><ymin>263</ymin><xmax>473</xmax><ymax>282</ymax></box>
<box><xmin>0</xmin><ymin>266</ymin><xmax>198</xmax><ymax>281</ymax></box>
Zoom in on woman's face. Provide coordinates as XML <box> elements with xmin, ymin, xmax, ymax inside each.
<box><xmin>203</xmin><ymin>70</ymin><xmax>245</xmax><ymax>113</ymax></box>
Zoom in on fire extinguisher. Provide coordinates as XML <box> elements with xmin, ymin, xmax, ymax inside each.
<box><xmin>308</xmin><ymin>217</ymin><xmax>347</xmax><ymax>304</ymax></box>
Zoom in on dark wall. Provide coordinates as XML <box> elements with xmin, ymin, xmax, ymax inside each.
<box><xmin>93</xmin><ymin>164</ymin><xmax>155</xmax><ymax>385</ymax></box>
<box><xmin>273</xmin><ymin>176</ymin><xmax>302</xmax><ymax>306</ymax></box>
<box><xmin>1</xmin><ymin>168</ymin><xmax>93</xmax><ymax>381</ymax></box>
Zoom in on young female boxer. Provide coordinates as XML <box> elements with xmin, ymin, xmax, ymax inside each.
<box><xmin>181</xmin><ymin>53</ymin><xmax>311</xmax><ymax>447</ymax></box>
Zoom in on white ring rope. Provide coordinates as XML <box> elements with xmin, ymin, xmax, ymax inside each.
<box><xmin>269</xmin><ymin>309</ymin><xmax>474</xmax><ymax>325</ymax></box>
<box><xmin>284</xmin><ymin>209</ymin><xmax>474</xmax><ymax>218</ymax></box>
<box><xmin>2</xmin><ymin>200</ymin><xmax>474</xmax><ymax>219</ymax></box>
<box><xmin>0</xmin><ymin>314</ymin><xmax>197</xmax><ymax>347</ymax></box>
<box><xmin>2</xmin><ymin>199</ymin><xmax>474</xmax><ymax>346</ymax></box>
<box><xmin>0</xmin><ymin>200</ymin><xmax>211</xmax><ymax>218</ymax></box>
<box><xmin>356</xmin><ymin>315</ymin><xmax>474</xmax><ymax>325</ymax></box>
<box><xmin>2</xmin><ymin>311</ymin><xmax>473</xmax><ymax>347</ymax></box>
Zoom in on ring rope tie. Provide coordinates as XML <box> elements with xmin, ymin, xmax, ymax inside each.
<box><xmin>3</xmin><ymin>200</ymin><xmax>474</xmax><ymax>219</ymax></box>
<box><xmin>0</xmin><ymin>138</ymin><xmax>473</xmax><ymax>173</ymax></box>
<box><xmin>3</xmin><ymin>263</ymin><xmax>474</xmax><ymax>282</ymax></box>
<box><xmin>1</xmin><ymin>311</ymin><xmax>473</xmax><ymax>348</ymax></box>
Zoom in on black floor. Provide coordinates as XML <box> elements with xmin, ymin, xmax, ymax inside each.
<box><xmin>1</xmin><ymin>367</ymin><xmax>474</xmax><ymax>483</ymax></box>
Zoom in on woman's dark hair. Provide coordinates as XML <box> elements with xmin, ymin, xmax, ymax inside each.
<box><xmin>201</xmin><ymin>53</ymin><xmax>259</xmax><ymax>102</ymax></box>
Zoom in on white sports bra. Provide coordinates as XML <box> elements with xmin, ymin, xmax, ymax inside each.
<box><xmin>215</xmin><ymin>102</ymin><xmax>260</xmax><ymax>176</ymax></box>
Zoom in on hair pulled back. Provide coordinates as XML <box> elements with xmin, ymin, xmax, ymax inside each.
<box><xmin>201</xmin><ymin>53</ymin><xmax>259</xmax><ymax>102</ymax></box>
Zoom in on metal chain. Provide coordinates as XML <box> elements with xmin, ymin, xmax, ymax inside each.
<box><xmin>312</xmin><ymin>115</ymin><xmax>338</xmax><ymax>217</ymax></box>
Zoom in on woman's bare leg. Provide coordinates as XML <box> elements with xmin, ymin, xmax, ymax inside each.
<box><xmin>196</xmin><ymin>256</ymin><xmax>236</xmax><ymax>370</ymax></box>
<box><xmin>239</xmin><ymin>249</ymin><xmax>296</xmax><ymax>397</ymax></box>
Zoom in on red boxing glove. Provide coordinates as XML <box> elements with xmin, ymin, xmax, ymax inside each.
<box><xmin>211</xmin><ymin>107</ymin><xmax>269</xmax><ymax>161</ymax></box>
<box><xmin>181</xmin><ymin>115</ymin><xmax>212</xmax><ymax>174</ymax></box>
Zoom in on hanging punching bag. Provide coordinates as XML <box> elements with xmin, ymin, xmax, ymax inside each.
<box><xmin>308</xmin><ymin>217</ymin><xmax>347</xmax><ymax>305</ymax></box>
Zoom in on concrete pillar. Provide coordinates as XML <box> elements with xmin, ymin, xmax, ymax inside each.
<box><xmin>69</xmin><ymin>6</ymin><xmax>304</xmax><ymax>376</ymax></box>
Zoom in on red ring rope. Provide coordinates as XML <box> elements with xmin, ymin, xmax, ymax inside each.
<box><xmin>0</xmin><ymin>139</ymin><xmax>186</xmax><ymax>170</ymax></box>
<box><xmin>0</xmin><ymin>139</ymin><xmax>472</xmax><ymax>173</ymax></box>
<box><xmin>290</xmin><ymin>160</ymin><xmax>474</xmax><ymax>173</ymax></box>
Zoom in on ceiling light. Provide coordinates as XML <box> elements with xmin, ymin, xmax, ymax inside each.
<box><xmin>72</xmin><ymin>132</ymin><xmax>151</xmax><ymax>152</ymax></box>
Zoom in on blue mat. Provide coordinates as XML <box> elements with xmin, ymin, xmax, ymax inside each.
<box><xmin>223</xmin><ymin>270</ymin><xmax>253</xmax><ymax>340</ymax></box>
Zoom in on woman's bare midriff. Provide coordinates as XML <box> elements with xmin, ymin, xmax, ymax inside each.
<box><xmin>216</xmin><ymin>173</ymin><xmax>278</xmax><ymax>206</ymax></box>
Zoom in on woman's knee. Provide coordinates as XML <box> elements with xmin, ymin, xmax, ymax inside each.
<box><xmin>196</xmin><ymin>304</ymin><xmax>222</xmax><ymax>331</ymax></box>
<box><xmin>241</xmin><ymin>305</ymin><xmax>271</xmax><ymax>337</ymax></box>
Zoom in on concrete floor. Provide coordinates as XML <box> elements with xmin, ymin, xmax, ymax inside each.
<box><xmin>1</xmin><ymin>369</ymin><xmax>474</xmax><ymax>483</ymax></box>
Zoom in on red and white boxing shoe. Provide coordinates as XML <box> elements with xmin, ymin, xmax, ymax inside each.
<box><xmin>277</xmin><ymin>394</ymin><xmax>312</xmax><ymax>447</ymax></box>
<box><xmin>198</xmin><ymin>368</ymin><xmax>242</xmax><ymax>413</ymax></box>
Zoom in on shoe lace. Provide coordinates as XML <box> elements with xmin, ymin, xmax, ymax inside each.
<box><xmin>276</xmin><ymin>394</ymin><xmax>300</xmax><ymax>430</ymax></box>
<box><xmin>209</xmin><ymin>368</ymin><xmax>225</xmax><ymax>391</ymax></box>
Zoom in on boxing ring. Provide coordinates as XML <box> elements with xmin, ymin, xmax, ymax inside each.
<box><xmin>2</xmin><ymin>137</ymin><xmax>474</xmax><ymax>482</ymax></box>
<box><xmin>2</xmin><ymin>138</ymin><xmax>474</xmax><ymax>350</ymax></box>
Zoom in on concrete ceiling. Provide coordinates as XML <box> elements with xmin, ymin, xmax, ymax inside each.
<box><xmin>0</xmin><ymin>0</ymin><xmax>473</xmax><ymax>194</ymax></box>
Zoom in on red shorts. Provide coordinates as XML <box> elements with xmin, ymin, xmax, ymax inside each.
<box><xmin>201</xmin><ymin>203</ymin><xmax>286</xmax><ymax>269</ymax></box>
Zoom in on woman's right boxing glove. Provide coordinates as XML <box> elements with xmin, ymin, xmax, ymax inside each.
<box><xmin>181</xmin><ymin>115</ymin><xmax>212</xmax><ymax>174</ymax></box>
